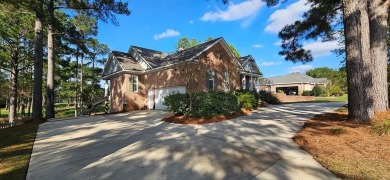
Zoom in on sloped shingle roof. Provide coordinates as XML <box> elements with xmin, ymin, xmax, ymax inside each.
<box><xmin>111</xmin><ymin>51</ymin><xmax>145</xmax><ymax>71</ymax></box>
<box><xmin>262</xmin><ymin>72</ymin><xmax>327</xmax><ymax>85</ymax></box>
<box><xmin>238</xmin><ymin>55</ymin><xmax>262</xmax><ymax>75</ymax></box>
<box><xmin>132</xmin><ymin>38</ymin><xmax>222</xmax><ymax>68</ymax></box>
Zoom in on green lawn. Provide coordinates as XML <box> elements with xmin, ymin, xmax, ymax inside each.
<box><xmin>0</xmin><ymin>121</ymin><xmax>40</xmax><ymax>180</ymax></box>
<box><xmin>313</xmin><ymin>94</ymin><xmax>348</xmax><ymax>102</ymax></box>
<box><xmin>281</xmin><ymin>94</ymin><xmax>348</xmax><ymax>104</ymax></box>
<box><xmin>1</xmin><ymin>103</ymin><xmax>104</xmax><ymax>119</ymax></box>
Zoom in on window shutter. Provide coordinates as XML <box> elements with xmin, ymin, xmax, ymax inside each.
<box><xmin>128</xmin><ymin>76</ymin><xmax>133</xmax><ymax>92</ymax></box>
<box><xmin>214</xmin><ymin>72</ymin><xmax>217</xmax><ymax>91</ymax></box>
<box><xmin>206</xmin><ymin>71</ymin><xmax>210</xmax><ymax>90</ymax></box>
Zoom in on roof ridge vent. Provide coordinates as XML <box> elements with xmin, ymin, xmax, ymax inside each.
<box><xmin>178</xmin><ymin>47</ymin><xmax>184</xmax><ymax>52</ymax></box>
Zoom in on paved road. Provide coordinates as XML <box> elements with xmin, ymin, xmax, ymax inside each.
<box><xmin>27</xmin><ymin>102</ymin><xmax>345</xmax><ymax>180</ymax></box>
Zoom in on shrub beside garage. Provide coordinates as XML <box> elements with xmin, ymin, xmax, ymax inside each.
<box><xmin>164</xmin><ymin>89</ymin><xmax>281</xmax><ymax>118</ymax></box>
<box><xmin>164</xmin><ymin>91</ymin><xmax>241</xmax><ymax>118</ymax></box>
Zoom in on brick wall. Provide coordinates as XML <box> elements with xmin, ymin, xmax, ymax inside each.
<box><xmin>274</xmin><ymin>93</ymin><xmax>314</xmax><ymax>102</ymax></box>
<box><xmin>109</xmin><ymin>42</ymin><xmax>241</xmax><ymax>112</ymax></box>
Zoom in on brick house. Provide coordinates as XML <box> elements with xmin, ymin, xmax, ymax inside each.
<box><xmin>259</xmin><ymin>72</ymin><xmax>328</xmax><ymax>95</ymax></box>
<box><xmin>102</xmin><ymin>38</ymin><xmax>262</xmax><ymax>112</ymax></box>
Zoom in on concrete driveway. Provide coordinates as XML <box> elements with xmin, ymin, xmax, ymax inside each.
<box><xmin>27</xmin><ymin>102</ymin><xmax>345</xmax><ymax>180</ymax></box>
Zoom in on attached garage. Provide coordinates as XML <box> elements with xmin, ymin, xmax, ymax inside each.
<box><xmin>149</xmin><ymin>86</ymin><xmax>186</xmax><ymax>110</ymax></box>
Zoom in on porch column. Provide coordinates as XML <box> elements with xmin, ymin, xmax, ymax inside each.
<box><xmin>104</xmin><ymin>80</ymin><xmax>109</xmax><ymax>98</ymax></box>
<box><xmin>249</xmin><ymin>76</ymin><xmax>253</xmax><ymax>90</ymax></box>
<box><xmin>254</xmin><ymin>77</ymin><xmax>259</xmax><ymax>92</ymax></box>
<box><xmin>242</xmin><ymin>76</ymin><xmax>246</xmax><ymax>89</ymax></box>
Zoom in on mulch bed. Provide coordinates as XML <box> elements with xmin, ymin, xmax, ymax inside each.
<box><xmin>292</xmin><ymin>107</ymin><xmax>390</xmax><ymax>179</ymax></box>
<box><xmin>161</xmin><ymin>110</ymin><xmax>249</xmax><ymax>124</ymax></box>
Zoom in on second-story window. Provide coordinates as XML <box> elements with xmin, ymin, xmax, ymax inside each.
<box><xmin>223</xmin><ymin>71</ymin><xmax>229</xmax><ymax>91</ymax></box>
<box><xmin>206</xmin><ymin>69</ymin><xmax>216</xmax><ymax>90</ymax></box>
<box><xmin>131</xmin><ymin>75</ymin><xmax>138</xmax><ymax>92</ymax></box>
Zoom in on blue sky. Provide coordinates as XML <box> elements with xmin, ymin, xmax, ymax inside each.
<box><xmin>96</xmin><ymin>0</ymin><xmax>343</xmax><ymax>78</ymax></box>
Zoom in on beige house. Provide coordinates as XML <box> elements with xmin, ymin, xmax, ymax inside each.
<box><xmin>102</xmin><ymin>38</ymin><xmax>262</xmax><ymax>112</ymax></box>
<box><xmin>259</xmin><ymin>72</ymin><xmax>327</xmax><ymax>95</ymax></box>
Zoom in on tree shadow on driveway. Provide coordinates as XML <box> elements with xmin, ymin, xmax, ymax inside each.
<box><xmin>27</xmin><ymin>103</ymin><xmax>344</xmax><ymax>180</ymax></box>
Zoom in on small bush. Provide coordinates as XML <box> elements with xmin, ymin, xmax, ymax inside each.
<box><xmin>259</xmin><ymin>90</ymin><xmax>281</xmax><ymax>104</ymax></box>
<box><xmin>302</xmin><ymin>90</ymin><xmax>311</xmax><ymax>96</ymax></box>
<box><xmin>234</xmin><ymin>89</ymin><xmax>260</xmax><ymax>108</ymax></box>
<box><xmin>338</xmin><ymin>91</ymin><xmax>344</xmax><ymax>96</ymax></box>
<box><xmin>163</xmin><ymin>93</ymin><xmax>188</xmax><ymax>115</ymax></box>
<box><xmin>372</xmin><ymin>120</ymin><xmax>390</xmax><ymax>136</ymax></box>
<box><xmin>277</xmin><ymin>89</ymin><xmax>284</xmax><ymax>94</ymax></box>
<box><xmin>312</xmin><ymin>85</ymin><xmax>323</xmax><ymax>97</ymax></box>
<box><xmin>237</xmin><ymin>93</ymin><xmax>257</xmax><ymax>109</ymax></box>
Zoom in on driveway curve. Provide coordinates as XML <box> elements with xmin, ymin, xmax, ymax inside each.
<box><xmin>27</xmin><ymin>102</ymin><xmax>345</xmax><ymax>180</ymax></box>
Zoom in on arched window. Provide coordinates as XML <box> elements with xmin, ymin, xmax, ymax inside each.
<box><xmin>206</xmin><ymin>69</ymin><xmax>216</xmax><ymax>90</ymax></box>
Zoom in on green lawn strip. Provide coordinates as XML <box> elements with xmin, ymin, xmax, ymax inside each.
<box><xmin>282</xmin><ymin>94</ymin><xmax>348</xmax><ymax>104</ymax></box>
<box><xmin>0</xmin><ymin>121</ymin><xmax>40</xmax><ymax>180</ymax></box>
<box><xmin>313</xmin><ymin>94</ymin><xmax>348</xmax><ymax>102</ymax></box>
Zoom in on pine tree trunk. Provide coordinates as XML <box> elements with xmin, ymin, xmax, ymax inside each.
<box><xmin>27</xmin><ymin>95</ymin><xmax>32</xmax><ymax>117</ymax></box>
<box><xmin>368</xmin><ymin>0</ymin><xmax>389</xmax><ymax>113</ymax></box>
<box><xmin>46</xmin><ymin>0</ymin><xmax>55</xmax><ymax>119</ymax></box>
<box><xmin>74</xmin><ymin>48</ymin><xmax>79</xmax><ymax>117</ymax></box>
<box><xmin>342</xmin><ymin>0</ymin><xmax>373</xmax><ymax>123</ymax></box>
<box><xmin>80</xmin><ymin>53</ymin><xmax>84</xmax><ymax>113</ymax></box>
<box><xmin>9</xmin><ymin>66</ymin><xmax>18</xmax><ymax>124</ymax></box>
<box><xmin>32</xmin><ymin>0</ymin><xmax>44</xmax><ymax>120</ymax></box>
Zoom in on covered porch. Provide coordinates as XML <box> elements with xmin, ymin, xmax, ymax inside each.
<box><xmin>240</xmin><ymin>73</ymin><xmax>261</xmax><ymax>91</ymax></box>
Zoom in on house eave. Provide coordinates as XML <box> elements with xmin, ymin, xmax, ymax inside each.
<box><xmin>102</xmin><ymin>58</ymin><xmax>200</xmax><ymax>79</ymax></box>
<box><xmin>260</xmin><ymin>82</ymin><xmax>328</xmax><ymax>86</ymax></box>
<box><xmin>102</xmin><ymin>70</ymin><xmax>145</xmax><ymax>79</ymax></box>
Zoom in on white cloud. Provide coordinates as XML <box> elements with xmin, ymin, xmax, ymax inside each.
<box><xmin>287</xmin><ymin>64</ymin><xmax>313</xmax><ymax>73</ymax></box>
<box><xmin>265</xmin><ymin>0</ymin><xmax>311</xmax><ymax>33</ymax></box>
<box><xmin>273</xmin><ymin>40</ymin><xmax>282</xmax><ymax>46</ymax></box>
<box><xmin>253</xmin><ymin>44</ymin><xmax>264</xmax><ymax>48</ymax></box>
<box><xmin>201</xmin><ymin>0</ymin><xmax>264</xmax><ymax>22</ymax></box>
<box><xmin>303</xmin><ymin>40</ymin><xmax>341</xmax><ymax>57</ymax></box>
<box><xmin>189</xmin><ymin>20</ymin><xmax>194</xmax><ymax>24</ymax></box>
<box><xmin>260</xmin><ymin>61</ymin><xmax>282</xmax><ymax>66</ymax></box>
<box><xmin>153</xmin><ymin>29</ymin><xmax>180</xmax><ymax>40</ymax></box>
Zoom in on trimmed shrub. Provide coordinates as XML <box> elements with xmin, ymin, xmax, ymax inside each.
<box><xmin>277</xmin><ymin>89</ymin><xmax>284</xmax><ymax>94</ymax></box>
<box><xmin>190</xmin><ymin>91</ymin><xmax>240</xmax><ymax>118</ymax></box>
<box><xmin>163</xmin><ymin>93</ymin><xmax>188</xmax><ymax>115</ymax></box>
<box><xmin>302</xmin><ymin>90</ymin><xmax>311</xmax><ymax>96</ymax></box>
<box><xmin>259</xmin><ymin>90</ymin><xmax>281</xmax><ymax>104</ymax></box>
<box><xmin>237</xmin><ymin>93</ymin><xmax>257</xmax><ymax>109</ymax></box>
<box><xmin>312</xmin><ymin>85</ymin><xmax>323</xmax><ymax>97</ymax></box>
<box><xmin>234</xmin><ymin>89</ymin><xmax>260</xmax><ymax>108</ymax></box>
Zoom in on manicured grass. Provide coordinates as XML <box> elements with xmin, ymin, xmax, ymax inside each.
<box><xmin>313</xmin><ymin>94</ymin><xmax>348</xmax><ymax>102</ymax></box>
<box><xmin>55</xmin><ymin>106</ymin><xmax>76</xmax><ymax>118</ymax></box>
<box><xmin>0</xmin><ymin>121</ymin><xmax>40</xmax><ymax>180</ymax></box>
<box><xmin>293</xmin><ymin>107</ymin><xmax>390</xmax><ymax>179</ymax></box>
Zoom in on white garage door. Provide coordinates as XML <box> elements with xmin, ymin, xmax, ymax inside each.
<box><xmin>151</xmin><ymin>86</ymin><xmax>186</xmax><ymax>110</ymax></box>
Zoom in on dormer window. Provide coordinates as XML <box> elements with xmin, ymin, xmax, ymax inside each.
<box><xmin>245</xmin><ymin>63</ymin><xmax>252</xmax><ymax>71</ymax></box>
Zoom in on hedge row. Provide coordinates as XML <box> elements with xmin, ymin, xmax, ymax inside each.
<box><xmin>164</xmin><ymin>89</ymin><xmax>281</xmax><ymax>117</ymax></box>
<box><xmin>163</xmin><ymin>91</ymin><xmax>240</xmax><ymax>118</ymax></box>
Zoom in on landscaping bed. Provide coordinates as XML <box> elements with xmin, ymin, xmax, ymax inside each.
<box><xmin>162</xmin><ymin>110</ymin><xmax>248</xmax><ymax>124</ymax></box>
<box><xmin>293</xmin><ymin>107</ymin><xmax>390</xmax><ymax>179</ymax></box>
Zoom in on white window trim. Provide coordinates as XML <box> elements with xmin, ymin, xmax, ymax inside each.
<box><xmin>132</xmin><ymin>75</ymin><xmax>138</xmax><ymax>92</ymax></box>
<box><xmin>207</xmin><ymin>69</ymin><xmax>215</xmax><ymax>90</ymax></box>
<box><xmin>223</xmin><ymin>71</ymin><xmax>229</xmax><ymax>91</ymax></box>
